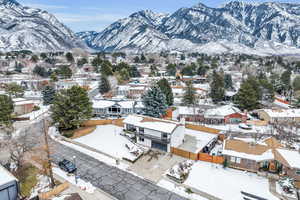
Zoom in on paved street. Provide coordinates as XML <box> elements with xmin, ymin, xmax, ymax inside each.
<box><xmin>50</xmin><ymin>141</ymin><xmax>187</xmax><ymax>200</ymax></box>
<box><xmin>18</xmin><ymin>117</ymin><xmax>187</xmax><ymax>200</ymax></box>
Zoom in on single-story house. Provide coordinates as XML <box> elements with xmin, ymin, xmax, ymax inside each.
<box><xmin>204</xmin><ymin>105</ymin><xmax>247</xmax><ymax>124</ymax></box>
<box><xmin>222</xmin><ymin>137</ymin><xmax>300</xmax><ymax>181</ymax></box>
<box><xmin>123</xmin><ymin>115</ymin><xmax>185</xmax><ymax>152</ymax></box>
<box><xmin>0</xmin><ymin>165</ymin><xmax>19</xmax><ymax>200</ymax></box>
<box><xmin>93</xmin><ymin>99</ymin><xmax>143</xmax><ymax>117</ymax></box>
<box><xmin>257</xmin><ymin>109</ymin><xmax>300</xmax><ymax>123</ymax></box>
<box><xmin>172</xmin><ymin>106</ymin><xmax>213</xmax><ymax>122</ymax></box>
<box><xmin>13</xmin><ymin>98</ymin><xmax>35</xmax><ymax>115</ymax></box>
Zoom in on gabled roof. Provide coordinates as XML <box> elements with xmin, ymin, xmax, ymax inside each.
<box><xmin>204</xmin><ymin>105</ymin><xmax>243</xmax><ymax>118</ymax></box>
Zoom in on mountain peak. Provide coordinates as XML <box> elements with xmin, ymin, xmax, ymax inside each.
<box><xmin>0</xmin><ymin>0</ymin><xmax>19</xmax><ymax>6</ymax></box>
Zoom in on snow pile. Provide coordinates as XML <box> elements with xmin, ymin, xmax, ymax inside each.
<box><xmin>52</xmin><ymin>195</ymin><xmax>71</xmax><ymax>200</ymax></box>
<box><xmin>276</xmin><ymin>177</ymin><xmax>296</xmax><ymax>198</ymax></box>
<box><xmin>30</xmin><ymin>175</ymin><xmax>52</xmax><ymax>198</ymax></box>
<box><xmin>53</xmin><ymin>167</ymin><xmax>95</xmax><ymax>193</ymax></box>
<box><xmin>166</xmin><ymin>160</ymin><xmax>194</xmax><ymax>183</ymax></box>
<box><xmin>125</xmin><ymin>142</ymin><xmax>144</xmax><ymax>158</ymax></box>
<box><xmin>157</xmin><ymin>179</ymin><xmax>207</xmax><ymax>200</ymax></box>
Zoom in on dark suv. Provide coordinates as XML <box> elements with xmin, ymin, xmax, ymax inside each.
<box><xmin>58</xmin><ymin>159</ymin><xmax>77</xmax><ymax>173</ymax></box>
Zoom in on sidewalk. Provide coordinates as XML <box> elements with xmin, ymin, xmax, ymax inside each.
<box><xmin>54</xmin><ymin>173</ymin><xmax>116</xmax><ymax>200</ymax></box>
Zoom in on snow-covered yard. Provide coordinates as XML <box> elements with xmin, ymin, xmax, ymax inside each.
<box><xmin>206</xmin><ymin>124</ymin><xmax>272</xmax><ymax>134</ymax></box>
<box><xmin>184</xmin><ymin>162</ymin><xmax>278</xmax><ymax>200</ymax></box>
<box><xmin>157</xmin><ymin>179</ymin><xmax>207</xmax><ymax>200</ymax></box>
<box><xmin>74</xmin><ymin>125</ymin><xmax>143</xmax><ymax>161</ymax></box>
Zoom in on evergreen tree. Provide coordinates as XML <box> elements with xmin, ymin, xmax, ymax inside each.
<box><xmin>0</xmin><ymin>95</ymin><xmax>14</xmax><ymax>126</ymax></box>
<box><xmin>142</xmin><ymin>85</ymin><xmax>168</xmax><ymax>118</ymax></box>
<box><xmin>150</xmin><ymin>65</ymin><xmax>158</xmax><ymax>77</ymax></box>
<box><xmin>157</xmin><ymin>78</ymin><xmax>174</xmax><ymax>106</ymax></box>
<box><xmin>197</xmin><ymin>65</ymin><xmax>208</xmax><ymax>76</ymax></box>
<box><xmin>235</xmin><ymin>81</ymin><xmax>259</xmax><ymax>111</ymax></box>
<box><xmin>40</xmin><ymin>53</ymin><xmax>47</xmax><ymax>60</ymax></box>
<box><xmin>33</xmin><ymin>65</ymin><xmax>49</xmax><ymax>77</ymax></box>
<box><xmin>57</xmin><ymin>65</ymin><xmax>72</xmax><ymax>79</ymax></box>
<box><xmin>65</xmin><ymin>52</ymin><xmax>74</xmax><ymax>63</ymax></box>
<box><xmin>293</xmin><ymin>76</ymin><xmax>300</xmax><ymax>91</ymax></box>
<box><xmin>5</xmin><ymin>83</ymin><xmax>24</xmax><ymax>98</ymax></box>
<box><xmin>99</xmin><ymin>76</ymin><xmax>111</xmax><ymax>94</ymax></box>
<box><xmin>119</xmin><ymin>68</ymin><xmax>130</xmax><ymax>81</ymax></box>
<box><xmin>133</xmin><ymin>56</ymin><xmax>140</xmax><ymax>63</ymax></box>
<box><xmin>166</xmin><ymin>64</ymin><xmax>177</xmax><ymax>76</ymax></box>
<box><xmin>130</xmin><ymin>66</ymin><xmax>141</xmax><ymax>77</ymax></box>
<box><xmin>77</xmin><ymin>58</ymin><xmax>88</xmax><ymax>67</ymax></box>
<box><xmin>181</xmin><ymin>63</ymin><xmax>197</xmax><ymax>76</ymax></box>
<box><xmin>100</xmin><ymin>60</ymin><xmax>113</xmax><ymax>76</ymax></box>
<box><xmin>224</xmin><ymin>74</ymin><xmax>233</xmax><ymax>89</ymax></box>
<box><xmin>51</xmin><ymin>86</ymin><xmax>92</xmax><ymax>131</ymax></box>
<box><xmin>280</xmin><ymin>70</ymin><xmax>292</xmax><ymax>91</ymax></box>
<box><xmin>42</xmin><ymin>85</ymin><xmax>56</xmax><ymax>105</ymax></box>
<box><xmin>140</xmin><ymin>53</ymin><xmax>146</xmax><ymax>63</ymax></box>
<box><xmin>91</xmin><ymin>56</ymin><xmax>102</xmax><ymax>72</ymax></box>
<box><xmin>210</xmin><ymin>71</ymin><xmax>225</xmax><ymax>103</ymax></box>
<box><xmin>30</xmin><ymin>55</ymin><xmax>39</xmax><ymax>63</ymax></box>
<box><xmin>50</xmin><ymin>72</ymin><xmax>58</xmax><ymax>82</ymax></box>
<box><xmin>182</xmin><ymin>81</ymin><xmax>197</xmax><ymax>106</ymax></box>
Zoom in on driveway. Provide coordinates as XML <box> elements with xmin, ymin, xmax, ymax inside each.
<box><xmin>50</xmin><ymin>140</ymin><xmax>187</xmax><ymax>200</ymax></box>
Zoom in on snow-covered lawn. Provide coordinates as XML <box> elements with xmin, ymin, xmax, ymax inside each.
<box><xmin>184</xmin><ymin>162</ymin><xmax>278</xmax><ymax>200</ymax></box>
<box><xmin>59</xmin><ymin>140</ymin><xmax>129</xmax><ymax>170</ymax></box>
<box><xmin>206</xmin><ymin>124</ymin><xmax>272</xmax><ymax>134</ymax></box>
<box><xmin>74</xmin><ymin>125</ymin><xmax>140</xmax><ymax>161</ymax></box>
<box><xmin>157</xmin><ymin>179</ymin><xmax>207</xmax><ymax>200</ymax></box>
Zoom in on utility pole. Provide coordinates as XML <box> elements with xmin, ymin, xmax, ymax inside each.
<box><xmin>43</xmin><ymin>119</ymin><xmax>55</xmax><ymax>188</ymax></box>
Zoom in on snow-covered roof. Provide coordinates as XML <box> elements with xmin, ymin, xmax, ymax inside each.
<box><xmin>177</xmin><ymin>106</ymin><xmax>204</xmax><ymax>115</ymax></box>
<box><xmin>13</xmin><ymin>98</ymin><xmax>35</xmax><ymax>106</ymax></box>
<box><xmin>118</xmin><ymin>101</ymin><xmax>135</xmax><ymax>109</ymax></box>
<box><xmin>123</xmin><ymin>115</ymin><xmax>181</xmax><ymax>134</ymax></box>
<box><xmin>276</xmin><ymin>149</ymin><xmax>300</xmax><ymax>169</ymax></box>
<box><xmin>222</xmin><ymin>137</ymin><xmax>277</xmax><ymax>161</ymax></box>
<box><xmin>260</xmin><ymin>109</ymin><xmax>300</xmax><ymax>118</ymax></box>
<box><xmin>0</xmin><ymin>165</ymin><xmax>17</xmax><ymax>185</ymax></box>
<box><xmin>92</xmin><ymin>100</ymin><xmax>115</xmax><ymax>108</ymax></box>
<box><xmin>184</xmin><ymin>129</ymin><xmax>218</xmax><ymax>153</ymax></box>
<box><xmin>204</xmin><ymin>105</ymin><xmax>242</xmax><ymax>118</ymax></box>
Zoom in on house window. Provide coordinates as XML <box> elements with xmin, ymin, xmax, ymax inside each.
<box><xmin>230</xmin><ymin>156</ymin><xmax>236</xmax><ymax>163</ymax></box>
<box><xmin>139</xmin><ymin>128</ymin><xmax>144</xmax><ymax>134</ymax></box>
<box><xmin>296</xmin><ymin>170</ymin><xmax>300</xmax><ymax>175</ymax></box>
<box><xmin>162</xmin><ymin>133</ymin><xmax>168</xmax><ymax>138</ymax></box>
<box><xmin>230</xmin><ymin>156</ymin><xmax>241</xmax><ymax>163</ymax></box>
<box><xmin>138</xmin><ymin>137</ymin><xmax>144</xmax><ymax>142</ymax></box>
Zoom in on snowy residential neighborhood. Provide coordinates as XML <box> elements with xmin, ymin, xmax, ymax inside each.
<box><xmin>1</xmin><ymin>1</ymin><xmax>300</xmax><ymax>200</ymax></box>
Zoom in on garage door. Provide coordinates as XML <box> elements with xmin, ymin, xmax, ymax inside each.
<box><xmin>151</xmin><ymin>141</ymin><xmax>167</xmax><ymax>152</ymax></box>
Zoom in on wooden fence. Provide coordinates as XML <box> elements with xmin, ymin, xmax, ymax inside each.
<box><xmin>82</xmin><ymin>119</ymin><xmax>124</xmax><ymax>127</ymax></box>
<box><xmin>185</xmin><ymin>124</ymin><xmax>221</xmax><ymax>134</ymax></box>
<box><xmin>171</xmin><ymin>147</ymin><xmax>198</xmax><ymax>160</ymax></box>
<box><xmin>171</xmin><ymin>148</ymin><xmax>224</xmax><ymax>163</ymax></box>
<box><xmin>198</xmin><ymin>153</ymin><xmax>224</xmax><ymax>164</ymax></box>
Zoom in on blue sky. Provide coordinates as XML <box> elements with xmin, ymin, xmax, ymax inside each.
<box><xmin>18</xmin><ymin>0</ymin><xmax>300</xmax><ymax>32</ymax></box>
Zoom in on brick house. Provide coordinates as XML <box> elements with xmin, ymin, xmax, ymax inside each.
<box><xmin>222</xmin><ymin>137</ymin><xmax>300</xmax><ymax>181</ymax></box>
<box><xmin>204</xmin><ymin>105</ymin><xmax>247</xmax><ymax>124</ymax></box>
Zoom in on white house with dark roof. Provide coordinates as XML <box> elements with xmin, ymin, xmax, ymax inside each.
<box><xmin>123</xmin><ymin>115</ymin><xmax>185</xmax><ymax>152</ymax></box>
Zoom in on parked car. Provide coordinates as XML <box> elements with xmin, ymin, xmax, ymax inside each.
<box><xmin>58</xmin><ymin>159</ymin><xmax>77</xmax><ymax>173</ymax></box>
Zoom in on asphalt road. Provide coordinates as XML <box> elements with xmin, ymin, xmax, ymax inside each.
<box><xmin>50</xmin><ymin>141</ymin><xmax>187</xmax><ymax>200</ymax></box>
<box><xmin>27</xmin><ymin>118</ymin><xmax>187</xmax><ymax>200</ymax></box>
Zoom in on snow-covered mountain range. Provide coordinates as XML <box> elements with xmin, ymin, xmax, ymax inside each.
<box><xmin>77</xmin><ymin>1</ymin><xmax>300</xmax><ymax>55</ymax></box>
<box><xmin>0</xmin><ymin>0</ymin><xmax>85</xmax><ymax>52</ymax></box>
